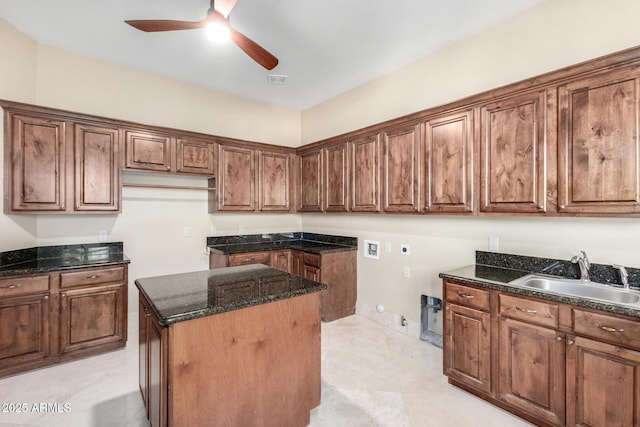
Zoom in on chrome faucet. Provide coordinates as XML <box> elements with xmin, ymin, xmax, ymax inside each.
<box><xmin>613</xmin><ymin>264</ymin><xmax>630</xmax><ymax>290</ymax></box>
<box><xmin>571</xmin><ymin>250</ymin><xmax>590</xmax><ymax>282</ymax></box>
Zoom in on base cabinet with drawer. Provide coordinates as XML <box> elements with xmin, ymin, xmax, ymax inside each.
<box><xmin>210</xmin><ymin>248</ymin><xmax>356</xmax><ymax>321</ymax></box>
<box><xmin>443</xmin><ymin>279</ymin><xmax>640</xmax><ymax>427</ymax></box>
<box><xmin>0</xmin><ymin>265</ymin><xmax>128</xmax><ymax>378</ymax></box>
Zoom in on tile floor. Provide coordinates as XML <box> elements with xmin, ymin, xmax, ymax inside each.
<box><xmin>0</xmin><ymin>314</ymin><xmax>533</xmax><ymax>427</ymax></box>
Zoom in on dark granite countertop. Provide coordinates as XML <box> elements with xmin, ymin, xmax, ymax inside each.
<box><xmin>135</xmin><ymin>264</ymin><xmax>328</xmax><ymax>326</ymax></box>
<box><xmin>0</xmin><ymin>242</ymin><xmax>130</xmax><ymax>277</ymax></box>
<box><xmin>440</xmin><ymin>251</ymin><xmax>640</xmax><ymax>319</ymax></box>
<box><xmin>207</xmin><ymin>232</ymin><xmax>357</xmax><ymax>255</ymax></box>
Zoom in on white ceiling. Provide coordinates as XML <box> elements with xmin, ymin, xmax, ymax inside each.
<box><xmin>0</xmin><ymin>0</ymin><xmax>544</xmax><ymax>111</ymax></box>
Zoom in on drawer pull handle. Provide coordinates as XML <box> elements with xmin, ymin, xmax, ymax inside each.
<box><xmin>145</xmin><ymin>312</ymin><xmax>153</xmax><ymax>318</ymax></box>
<box><xmin>0</xmin><ymin>283</ymin><xmax>21</xmax><ymax>290</ymax></box>
<box><xmin>457</xmin><ymin>292</ymin><xmax>475</xmax><ymax>299</ymax></box>
<box><xmin>595</xmin><ymin>322</ymin><xmax>624</xmax><ymax>333</ymax></box>
<box><xmin>567</xmin><ymin>339</ymin><xmax>574</xmax><ymax>346</ymax></box>
<box><xmin>515</xmin><ymin>306</ymin><xmax>538</xmax><ymax>314</ymax></box>
<box><xmin>87</xmin><ymin>275</ymin><xmax>100</xmax><ymax>279</ymax></box>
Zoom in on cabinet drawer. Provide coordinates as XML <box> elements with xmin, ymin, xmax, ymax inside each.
<box><xmin>227</xmin><ymin>252</ymin><xmax>271</xmax><ymax>267</ymax></box>
<box><xmin>60</xmin><ymin>266</ymin><xmax>126</xmax><ymax>289</ymax></box>
<box><xmin>499</xmin><ymin>294</ymin><xmax>559</xmax><ymax>328</ymax></box>
<box><xmin>444</xmin><ymin>282</ymin><xmax>490</xmax><ymax>311</ymax></box>
<box><xmin>573</xmin><ymin>309</ymin><xmax>640</xmax><ymax>349</ymax></box>
<box><xmin>0</xmin><ymin>275</ymin><xmax>49</xmax><ymax>297</ymax></box>
<box><xmin>303</xmin><ymin>252</ymin><xmax>321</xmax><ymax>267</ymax></box>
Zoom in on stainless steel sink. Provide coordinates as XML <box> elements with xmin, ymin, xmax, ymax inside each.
<box><xmin>509</xmin><ymin>274</ymin><xmax>640</xmax><ymax>306</ymax></box>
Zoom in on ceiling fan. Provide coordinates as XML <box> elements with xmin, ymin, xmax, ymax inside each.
<box><xmin>125</xmin><ymin>0</ymin><xmax>278</xmax><ymax>70</ymax></box>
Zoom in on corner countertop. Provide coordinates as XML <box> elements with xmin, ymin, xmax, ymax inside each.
<box><xmin>440</xmin><ymin>263</ymin><xmax>640</xmax><ymax>319</ymax></box>
<box><xmin>135</xmin><ymin>264</ymin><xmax>328</xmax><ymax>326</ymax></box>
<box><xmin>0</xmin><ymin>242</ymin><xmax>130</xmax><ymax>277</ymax></box>
<box><xmin>207</xmin><ymin>232</ymin><xmax>358</xmax><ymax>255</ymax></box>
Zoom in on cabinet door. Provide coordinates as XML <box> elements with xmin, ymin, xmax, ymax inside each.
<box><xmin>8</xmin><ymin>113</ymin><xmax>66</xmax><ymax>212</ymax></box>
<box><xmin>423</xmin><ymin>110</ymin><xmax>474</xmax><ymax>213</ymax></box>
<box><xmin>298</xmin><ymin>149</ymin><xmax>323</xmax><ymax>212</ymax></box>
<box><xmin>290</xmin><ymin>250</ymin><xmax>303</xmax><ymax>276</ymax></box>
<box><xmin>558</xmin><ymin>66</ymin><xmax>640</xmax><ymax>214</ymax></box>
<box><xmin>216</xmin><ymin>144</ymin><xmax>256</xmax><ymax>211</ymax></box>
<box><xmin>324</xmin><ymin>141</ymin><xmax>349</xmax><ymax>212</ymax></box>
<box><xmin>139</xmin><ymin>298</ymin><xmax>150</xmax><ymax>415</ymax></box>
<box><xmin>125</xmin><ymin>130</ymin><xmax>173</xmax><ymax>173</ymax></box>
<box><xmin>350</xmin><ymin>134</ymin><xmax>380</xmax><ymax>212</ymax></box>
<box><xmin>176</xmin><ymin>138</ymin><xmax>215</xmax><ymax>175</ymax></box>
<box><xmin>498</xmin><ymin>317</ymin><xmax>565</xmax><ymax>426</ymax></box>
<box><xmin>566</xmin><ymin>335</ymin><xmax>640</xmax><ymax>427</ymax></box>
<box><xmin>480</xmin><ymin>91</ymin><xmax>548</xmax><ymax>213</ymax></box>
<box><xmin>259</xmin><ymin>151</ymin><xmax>292</xmax><ymax>212</ymax></box>
<box><xmin>0</xmin><ymin>293</ymin><xmax>51</xmax><ymax>376</ymax></box>
<box><xmin>382</xmin><ymin>124</ymin><xmax>420</xmax><ymax>213</ymax></box>
<box><xmin>59</xmin><ymin>283</ymin><xmax>126</xmax><ymax>355</ymax></box>
<box><xmin>444</xmin><ymin>303</ymin><xmax>491</xmax><ymax>393</ymax></box>
<box><xmin>74</xmin><ymin>123</ymin><xmax>120</xmax><ymax>212</ymax></box>
<box><xmin>270</xmin><ymin>250</ymin><xmax>291</xmax><ymax>272</ymax></box>
<box><xmin>303</xmin><ymin>265</ymin><xmax>321</xmax><ymax>282</ymax></box>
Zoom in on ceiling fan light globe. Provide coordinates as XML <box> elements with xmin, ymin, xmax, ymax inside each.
<box><xmin>205</xmin><ymin>20</ymin><xmax>231</xmax><ymax>44</ymax></box>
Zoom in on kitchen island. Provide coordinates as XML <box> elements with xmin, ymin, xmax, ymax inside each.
<box><xmin>135</xmin><ymin>264</ymin><xmax>327</xmax><ymax>427</ymax></box>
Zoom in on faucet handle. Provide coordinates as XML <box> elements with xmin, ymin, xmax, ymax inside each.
<box><xmin>613</xmin><ymin>264</ymin><xmax>629</xmax><ymax>289</ymax></box>
<box><xmin>580</xmin><ymin>250</ymin><xmax>590</xmax><ymax>269</ymax></box>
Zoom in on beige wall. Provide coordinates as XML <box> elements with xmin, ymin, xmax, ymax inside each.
<box><xmin>300</xmin><ymin>0</ymin><xmax>640</xmax><ymax>334</ymax></box>
<box><xmin>0</xmin><ymin>18</ymin><xmax>302</xmax><ymax>312</ymax></box>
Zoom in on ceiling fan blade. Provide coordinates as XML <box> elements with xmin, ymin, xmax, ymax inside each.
<box><xmin>230</xmin><ymin>28</ymin><xmax>279</xmax><ymax>70</ymax></box>
<box><xmin>125</xmin><ymin>19</ymin><xmax>205</xmax><ymax>32</ymax></box>
<box><xmin>214</xmin><ymin>0</ymin><xmax>238</xmax><ymax>18</ymax></box>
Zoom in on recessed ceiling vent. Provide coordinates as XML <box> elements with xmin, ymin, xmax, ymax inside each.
<box><xmin>267</xmin><ymin>74</ymin><xmax>288</xmax><ymax>85</ymax></box>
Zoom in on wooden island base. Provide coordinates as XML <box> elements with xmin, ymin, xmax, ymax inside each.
<box><xmin>140</xmin><ymin>291</ymin><xmax>322</xmax><ymax>427</ymax></box>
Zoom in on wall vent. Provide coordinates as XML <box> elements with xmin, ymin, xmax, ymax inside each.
<box><xmin>267</xmin><ymin>74</ymin><xmax>288</xmax><ymax>85</ymax></box>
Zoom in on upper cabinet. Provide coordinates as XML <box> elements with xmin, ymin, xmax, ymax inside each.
<box><xmin>382</xmin><ymin>124</ymin><xmax>421</xmax><ymax>213</ymax></box>
<box><xmin>298</xmin><ymin>148</ymin><xmax>323</xmax><ymax>212</ymax></box>
<box><xmin>350</xmin><ymin>133</ymin><xmax>381</xmax><ymax>213</ymax></box>
<box><xmin>6</xmin><ymin>112</ymin><xmax>67</xmax><ymax>212</ymax></box>
<box><xmin>324</xmin><ymin>141</ymin><xmax>349</xmax><ymax>212</ymax></box>
<box><xmin>124</xmin><ymin>131</ymin><xmax>215</xmax><ymax>176</ymax></box>
<box><xmin>212</xmin><ymin>144</ymin><xmax>256</xmax><ymax>212</ymax></box>
<box><xmin>558</xmin><ymin>65</ymin><xmax>640</xmax><ymax>214</ymax></box>
<box><xmin>258</xmin><ymin>150</ymin><xmax>293</xmax><ymax>212</ymax></box>
<box><xmin>423</xmin><ymin>110</ymin><xmax>474</xmax><ymax>214</ymax></box>
<box><xmin>210</xmin><ymin>143</ymin><xmax>294</xmax><ymax>213</ymax></box>
<box><xmin>74</xmin><ymin>123</ymin><xmax>120</xmax><ymax>212</ymax></box>
<box><xmin>480</xmin><ymin>90</ymin><xmax>549</xmax><ymax>214</ymax></box>
<box><xmin>3</xmin><ymin>106</ymin><xmax>121</xmax><ymax>214</ymax></box>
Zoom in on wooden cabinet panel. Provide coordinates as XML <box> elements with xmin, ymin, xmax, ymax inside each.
<box><xmin>350</xmin><ymin>134</ymin><xmax>380</xmax><ymax>212</ymax></box>
<box><xmin>0</xmin><ymin>293</ymin><xmax>51</xmax><ymax>376</ymax></box>
<box><xmin>176</xmin><ymin>138</ymin><xmax>215</xmax><ymax>175</ymax></box>
<box><xmin>60</xmin><ymin>265</ymin><xmax>126</xmax><ymax>289</ymax></box>
<box><xmin>125</xmin><ymin>130</ymin><xmax>172</xmax><ymax>173</ymax></box>
<box><xmin>59</xmin><ymin>283</ymin><xmax>126</xmax><ymax>355</ymax></box>
<box><xmin>148</xmin><ymin>305</ymin><xmax>167</xmax><ymax>427</ymax></box>
<box><xmin>8</xmin><ymin>113</ymin><xmax>66</xmax><ymax>212</ymax></box>
<box><xmin>324</xmin><ymin>142</ymin><xmax>349</xmax><ymax>212</ymax></box>
<box><xmin>74</xmin><ymin>123</ymin><xmax>120</xmax><ymax>211</ymax></box>
<box><xmin>444</xmin><ymin>281</ymin><xmax>490</xmax><ymax>311</ymax></box>
<box><xmin>498</xmin><ymin>317</ymin><xmax>565</xmax><ymax>425</ymax></box>
<box><xmin>259</xmin><ymin>151</ymin><xmax>292</xmax><ymax>212</ymax></box>
<box><xmin>139</xmin><ymin>298</ymin><xmax>150</xmax><ymax>417</ymax></box>
<box><xmin>558</xmin><ymin>66</ymin><xmax>640</xmax><ymax>214</ymax></box>
<box><xmin>423</xmin><ymin>110</ymin><xmax>474</xmax><ymax>213</ymax></box>
<box><xmin>480</xmin><ymin>91</ymin><xmax>548</xmax><ymax>213</ymax></box>
<box><xmin>566</xmin><ymin>335</ymin><xmax>640</xmax><ymax>427</ymax></box>
<box><xmin>382</xmin><ymin>124</ymin><xmax>420</xmax><ymax>213</ymax></box>
<box><xmin>290</xmin><ymin>250</ymin><xmax>303</xmax><ymax>276</ymax></box>
<box><xmin>216</xmin><ymin>144</ymin><xmax>256</xmax><ymax>211</ymax></box>
<box><xmin>0</xmin><ymin>275</ymin><xmax>49</xmax><ymax>298</ymax></box>
<box><xmin>298</xmin><ymin>149</ymin><xmax>323</xmax><ymax>212</ymax></box>
<box><xmin>270</xmin><ymin>250</ymin><xmax>291</xmax><ymax>272</ymax></box>
<box><xmin>499</xmin><ymin>293</ymin><xmax>559</xmax><ymax>329</ymax></box>
<box><xmin>444</xmin><ymin>302</ymin><xmax>491</xmax><ymax>393</ymax></box>
<box><xmin>227</xmin><ymin>251</ymin><xmax>271</xmax><ymax>267</ymax></box>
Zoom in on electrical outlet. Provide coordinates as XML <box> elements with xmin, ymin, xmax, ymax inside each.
<box><xmin>98</xmin><ymin>231</ymin><xmax>107</xmax><ymax>242</ymax></box>
<box><xmin>403</xmin><ymin>266</ymin><xmax>411</xmax><ymax>278</ymax></box>
<box><xmin>210</xmin><ymin>226</ymin><xmax>217</xmax><ymax>235</ymax></box>
<box><xmin>489</xmin><ymin>236</ymin><xmax>499</xmax><ymax>251</ymax></box>
<box><xmin>385</xmin><ymin>242</ymin><xmax>392</xmax><ymax>253</ymax></box>
<box><xmin>239</xmin><ymin>225</ymin><xmax>245</xmax><ymax>234</ymax></box>
<box><xmin>183</xmin><ymin>226</ymin><xmax>191</xmax><ymax>237</ymax></box>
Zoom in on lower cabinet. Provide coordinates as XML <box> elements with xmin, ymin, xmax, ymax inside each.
<box><xmin>210</xmin><ymin>248</ymin><xmax>357</xmax><ymax>321</ymax></box>
<box><xmin>443</xmin><ymin>279</ymin><xmax>640</xmax><ymax>427</ymax></box>
<box><xmin>0</xmin><ymin>265</ymin><xmax>128</xmax><ymax>378</ymax></box>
